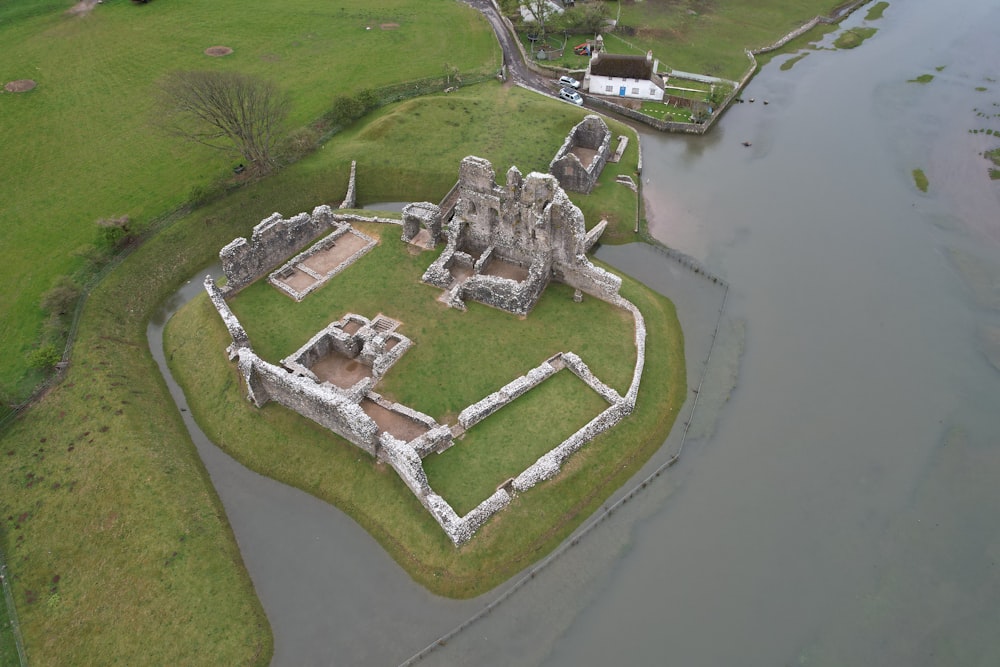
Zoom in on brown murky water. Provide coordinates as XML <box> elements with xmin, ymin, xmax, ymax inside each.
<box><xmin>152</xmin><ymin>2</ymin><xmax>1000</xmax><ymax>664</ymax></box>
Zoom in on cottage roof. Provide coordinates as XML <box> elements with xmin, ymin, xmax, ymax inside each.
<box><xmin>590</xmin><ymin>53</ymin><xmax>653</xmax><ymax>80</ymax></box>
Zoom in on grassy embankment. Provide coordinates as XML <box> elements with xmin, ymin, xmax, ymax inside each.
<box><xmin>0</xmin><ymin>0</ymin><xmax>498</xmax><ymax>663</ymax></box>
<box><xmin>0</xmin><ymin>0</ymin><xmax>497</xmax><ymax>401</ymax></box>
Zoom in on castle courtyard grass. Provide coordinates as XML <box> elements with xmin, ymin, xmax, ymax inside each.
<box><xmin>165</xmin><ymin>248</ymin><xmax>683</xmax><ymax>597</ymax></box>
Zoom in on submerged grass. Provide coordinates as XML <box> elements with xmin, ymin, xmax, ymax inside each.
<box><xmin>865</xmin><ymin>2</ymin><xmax>890</xmax><ymax>21</ymax></box>
<box><xmin>834</xmin><ymin>27</ymin><xmax>878</xmax><ymax>50</ymax></box>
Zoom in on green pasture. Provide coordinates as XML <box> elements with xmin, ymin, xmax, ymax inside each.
<box><xmin>611</xmin><ymin>0</ymin><xmax>843</xmax><ymax>79</ymax></box>
<box><xmin>0</xmin><ymin>0</ymin><xmax>498</xmax><ymax>400</ymax></box>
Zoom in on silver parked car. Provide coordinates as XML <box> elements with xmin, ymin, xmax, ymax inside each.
<box><xmin>559</xmin><ymin>87</ymin><xmax>584</xmax><ymax>106</ymax></box>
<box><xmin>558</xmin><ymin>75</ymin><xmax>580</xmax><ymax>89</ymax></box>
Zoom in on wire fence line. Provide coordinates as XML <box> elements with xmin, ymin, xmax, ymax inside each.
<box><xmin>0</xmin><ymin>549</ymin><xmax>29</xmax><ymax>667</ymax></box>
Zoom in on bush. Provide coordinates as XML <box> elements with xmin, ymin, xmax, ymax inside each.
<box><xmin>279</xmin><ymin>125</ymin><xmax>322</xmax><ymax>163</ymax></box>
<box><xmin>40</xmin><ymin>278</ymin><xmax>81</xmax><ymax>316</ymax></box>
<box><xmin>328</xmin><ymin>94</ymin><xmax>365</xmax><ymax>126</ymax></box>
<box><xmin>27</xmin><ymin>344</ymin><xmax>61</xmax><ymax>370</ymax></box>
<box><xmin>95</xmin><ymin>215</ymin><xmax>133</xmax><ymax>252</ymax></box>
<box><xmin>356</xmin><ymin>88</ymin><xmax>380</xmax><ymax>113</ymax></box>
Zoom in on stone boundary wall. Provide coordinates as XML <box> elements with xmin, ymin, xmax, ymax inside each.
<box><xmin>458</xmin><ymin>360</ymin><xmax>559</xmax><ymax>430</ymax></box>
<box><xmin>548</xmin><ymin>115</ymin><xmax>613</xmax><ymax>194</ymax></box>
<box><xmin>339</xmin><ymin>160</ymin><xmax>357</xmax><ymax>209</ymax></box>
<box><xmin>553</xmin><ymin>258</ymin><xmax>623</xmax><ymax>302</ymax></box>
<box><xmin>204</xmin><ymin>277</ymin><xmax>249</xmax><ymax>356</ymax></box>
<box><xmin>413</xmin><ymin>294</ymin><xmax>647</xmax><ymax>546</ymax></box>
<box><xmin>218</xmin><ymin>209</ymin><xmax>398</xmax><ymax>295</ymax></box>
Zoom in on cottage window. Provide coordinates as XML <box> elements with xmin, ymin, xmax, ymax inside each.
<box><xmin>605</xmin><ymin>84</ymin><xmax>613</xmax><ymax>93</ymax></box>
<box><xmin>632</xmin><ymin>87</ymin><xmax>639</xmax><ymax>95</ymax></box>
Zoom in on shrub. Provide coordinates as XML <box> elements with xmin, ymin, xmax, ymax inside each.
<box><xmin>95</xmin><ymin>215</ymin><xmax>133</xmax><ymax>252</ymax></box>
<box><xmin>40</xmin><ymin>278</ymin><xmax>81</xmax><ymax>316</ymax></box>
<box><xmin>27</xmin><ymin>344</ymin><xmax>61</xmax><ymax>370</ymax></box>
<box><xmin>329</xmin><ymin>94</ymin><xmax>365</xmax><ymax>126</ymax></box>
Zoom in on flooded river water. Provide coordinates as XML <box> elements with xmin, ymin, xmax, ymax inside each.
<box><xmin>152</xmin><ymin>0</ymin><xmax>1000</xmax><ymax>664</ymax></box>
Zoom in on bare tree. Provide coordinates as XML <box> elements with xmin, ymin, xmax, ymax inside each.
<box><xmin>524</xmin><ymin>0</ymin><xmax>556</xmax><ymax>40</ymax></box>
<box><xmin>158</xmin><ymin>70</ymin><xmax>289</xmax><ymax>175</ymax></box>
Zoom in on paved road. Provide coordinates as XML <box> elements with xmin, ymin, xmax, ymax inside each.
<box><xmin>461</xmin><ymin>0</ymin><xmax>562</xmax><ymax>96</ymax></box>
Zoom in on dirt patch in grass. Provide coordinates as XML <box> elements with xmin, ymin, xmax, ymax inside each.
<box><xmin>204</xmin><ymin>46</ymin><xmax>234</xmax><ymax>57</ymax></box>
<box><xmin>361</xmin><ymin>398</ymin><xmax>429</xmax><ymax>441</ymax></box>
<box><xmin>380</xmin><ymin>23</ymin><xmax>400</xmax><ymax>30</ymax></box>
<box><xmin>4</xmin><ymin>79</ymin><xmax>36</xmax><ymax>93</ymax></box>
<box><xmin>66</xmin><ymin>0</ymin><xmax>100</xmax><ymax>17</ymax></box>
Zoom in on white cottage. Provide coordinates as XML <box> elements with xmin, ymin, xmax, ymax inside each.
<box><xmin>586</xmin><ymin>50</ymin><xmax>664</xmax><ymax>101</ymax></box>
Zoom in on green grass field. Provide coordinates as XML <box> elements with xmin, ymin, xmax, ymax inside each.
<box><xmin>612</xmin><ymin>0</ymin><xmax>844</xmax><ymax>79</ymax></box>
<box><xmin>0</xmin><ymin>0</ymin><xmax>498</xmax><ymax>400</ymax></box>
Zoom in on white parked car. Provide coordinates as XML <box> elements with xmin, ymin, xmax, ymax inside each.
<box><xmin>558</xmin><ymin>75</ymin><xmax>580</xmax><ymax>89</ymax></box>
<box><xmin>559</xmin><ymin>87</ymin><xmax>584</xmax><ymax>106</ymax></box>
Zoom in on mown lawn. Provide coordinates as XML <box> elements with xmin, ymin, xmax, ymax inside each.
<box><xmin>0</xmin><ymin>0</ymin><xmax>498</xmax><ymax>399</ymax></box>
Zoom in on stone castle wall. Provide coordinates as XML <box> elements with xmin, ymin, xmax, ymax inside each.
<box><xmin>549</xmin><ymin>115</ymin><xmax>612</xmax><ymax>194</ymax></box>
<box><xmin>220</xmin><ymin>205</ymin><xmax>336</xmax><ymax>294</ymax></box>
<box><xmin>234</xmin><ymin>347</ymin><xmax>380</xmax><ymax>456</ymax></box>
